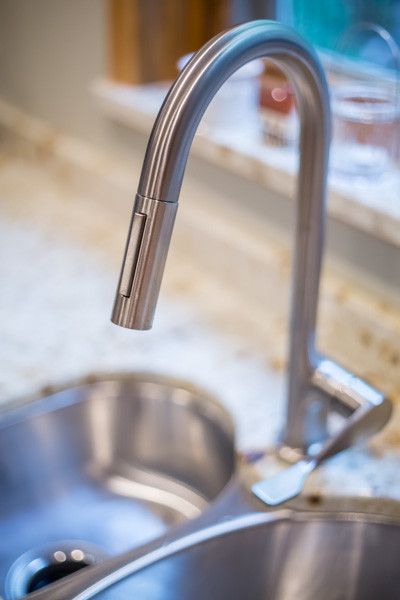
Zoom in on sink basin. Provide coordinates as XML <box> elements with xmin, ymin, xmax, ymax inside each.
<box><xmin>0</xmin><ymin>373</ymin><xmax>235</xmax><ymax>599</ymax></box>
<box><xmin>82</xmin><ymin>497</ymin><xmax>400</xmax><ymax>600</ymax></box>
<box><xmin>23</xmin><ymin>489</ymin><xmax>400</xmax><ymax>600</ymax></box>
<box><xmin>2</xmin><ymin>375</ymin><xmax>399</xmax><ymax>600</ymax></box>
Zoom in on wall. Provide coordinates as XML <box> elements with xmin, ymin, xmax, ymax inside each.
<box><xmin>1</xmin><ymin>0</ymin><xmax>399</xmax><ymax>304</ymax></box>
<box><xmin>0</xmin><ymin>0</ymin><xmax>132</xmax><ymax>151</ymax></box>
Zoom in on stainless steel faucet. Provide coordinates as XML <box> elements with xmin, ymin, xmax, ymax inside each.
<box><xmin>112</xmin><ymin>20</ymin><xmax>391</xmax><ymax>459</ymax></box>
<box><xmin>27</xmin><ymin>21</ymin><xmax>393</xmax><ymax>600</ymax></box>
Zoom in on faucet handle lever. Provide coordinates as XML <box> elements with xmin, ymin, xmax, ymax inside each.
<box><xmin>253</xmin><ymin>363</ymin><xmax>392</xmax><ymax>507</ymax></box>
<box><xmin>312</xmin><ymin>358</ymin><xmax>386</xmax><ymax>413</ymax></box>
<box><xmin>311</xmin><ymin>357</ymin><xmax>392</xmax><ymax>461</ymax></box>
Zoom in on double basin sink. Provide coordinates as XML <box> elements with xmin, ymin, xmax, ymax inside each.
<box><xmin>0</xmin><ymin>374</ymin><xmax>399</xmax><ymax>599</ymax></box>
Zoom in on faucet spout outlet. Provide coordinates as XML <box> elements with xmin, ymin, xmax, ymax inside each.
<box><xmin>112</xmin><ymin>195</ymin><xmax>178</xmax><ymax>330</ymax></box>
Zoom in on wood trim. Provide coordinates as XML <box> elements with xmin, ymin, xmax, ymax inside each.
<box><xmin>108</xmin><ymin>0</ymin><xmax>230</xmax><ymax>84</ymax></box>
<box><xmin>109</xmin><ymin>0</ymin><xmax>141</xmax><ymax>83</ymax></box>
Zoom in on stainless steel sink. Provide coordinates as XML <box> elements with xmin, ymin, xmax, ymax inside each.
<box><xmin>90</xmin><ymin>500</ymin><xmax>400</xmax><ymax>600</ymax></box>
<box><xmin>41</xmin><ymin>493</ymin><xmax>400</xmax><ymax>600</ymax></box>
<box><xmin>0</xmin><ymin>373</ymin><xmax>235</xmax><ymax>599</ymax></box>
<box><xmin>1</xmin><ymin>376</ymin><xmax>399</xmax><ymax>599</ymax></box>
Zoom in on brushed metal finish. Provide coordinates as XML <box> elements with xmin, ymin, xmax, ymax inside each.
<box><xmin>88</xmin><ymin>511</ymin><xmax>400</xmax><ymax>600</ymax></box>
<box><xmin>253</xmin><ymin>361</ymin><xmax>393</xmax><ymax>505</ymax></box>
<box><xmin>253</xmin><ymin>459</ymin><xmax>316</xmax><ymax>506</ymax></box>
<box><xmin>0</xmin><ymin>373</ymin><xmax>235</xmax><ymax>599</ymax></box>
<box><xmin>111</xmin><ymin>20</ymin><xmax>391</xmax><ymax>456</ymax></box>
<box><xmin>112</xmin><ymin>196</ymin><xmax>178</xmax><ymax>330</ymax></box>
<box><xmin>27</xmin><ymin>490</ymin><xmax>400</xmax><ymax>600</ymax></box>
<box><xmin>118</xmin><ymin>211</ymin><xmax>146</xmax><ymax>298</ymax></box>
<box><xmin>137</xmin><ymin>20</ymin><xmax>329</xmax><ymax>204</ymax></box>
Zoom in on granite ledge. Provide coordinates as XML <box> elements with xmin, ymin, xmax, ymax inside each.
<box><xmin>91</xmin><ymin>78</ymin><xmax>400</xmax><ymax>249</ymax></box>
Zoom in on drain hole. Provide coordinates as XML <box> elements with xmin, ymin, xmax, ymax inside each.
<box><xmin>5</xmin><ymin>541</ymin><xmax>107</xmax><ymax>599</ymax></box>
<box><xmin>26</xmin><ymin>556</ymin><xmax>91</xmax><ymax>593</ymax></box>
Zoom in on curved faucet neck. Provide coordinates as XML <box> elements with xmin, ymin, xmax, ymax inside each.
<box><xmin>112</xmin><ymin>20</ymin><xmax>331</xmax><ymax>454</ymax></box>
<box><xmin>138</xmin><ymin>20</ymin><xmax>330</xmax><ymax>203</ymax></box>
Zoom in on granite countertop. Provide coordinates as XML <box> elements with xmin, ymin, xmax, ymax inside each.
<box><xmin>0</xmin><ymin>119</ymin><xmax>399</xmax><ymax>503</ymax></box>
<box><xmin>0</xmin><ymin>140</ymin><xmax>283</xmax><ymax>452</ymax></box>
<box><xmin>91</xmin><ymin>79</ymin><xmax>400</xmax><ymax>249</ymax></box>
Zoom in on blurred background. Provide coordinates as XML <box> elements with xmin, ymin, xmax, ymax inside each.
<box><xmin>1</xmin><ymin>1</ymin><xmax>400</xmax><ymax>404</ymax></box>
<box><xmin>0</xmin><ymin>0</ymin><xmax>399</xmax><ymax>178</ymax></box>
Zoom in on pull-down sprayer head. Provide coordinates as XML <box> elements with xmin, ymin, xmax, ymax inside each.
<box><xmin>111</xmin><ymin>20</ymin><xmax>330</xmax><ymax>335</ymax></box>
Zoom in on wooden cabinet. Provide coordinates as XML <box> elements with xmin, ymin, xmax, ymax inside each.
<box><xmin>109</xmin><ymin>0</ymin><xmax>230</xmax><ymax>84</ymax></box>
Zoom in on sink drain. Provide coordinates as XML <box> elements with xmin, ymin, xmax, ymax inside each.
<box><xmin>5</xmin><ymin>541</ymin><xmax>107</xmax><ymax>599</ymax></box>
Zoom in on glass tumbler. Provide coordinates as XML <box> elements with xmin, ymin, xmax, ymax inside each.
<box><xmin>331</xmin><ymin>82</ymin><xmax>400</xmax><ymax>179</ymax></box>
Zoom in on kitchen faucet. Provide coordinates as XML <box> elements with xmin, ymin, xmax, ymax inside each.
<box><xmin>26</xmin><ymin>19</ymin><xmax>394</xmax><ymax>600</ymax></box>
<box><xmin>111</xmin><ymin>20</ymin><xmax>391</xmax><ymax>462</ymax></box>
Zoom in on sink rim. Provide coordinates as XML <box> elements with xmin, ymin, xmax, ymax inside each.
<box><xmin>3</xmin><ymin>376</ymin><xmax>399</xmax><ymax>599</ymax></box>
<box><xmin>0</xmin><ymin>371</ymin><xmax>236</xmax><ymax>442</ymax></box>
<box><xmin>280</xmin><ymin>492</ymin><xmax>400</xmax><ymax>522</ymax></box>
<box><xmin>0</xmin><ymin>370</ymin><xmax>237</xmax><ymax>514</ymax></box>
<box><xmin>0</xmin><ymin>371</ymin><xmax>238</xmax><ymax>599</ymax></box>
<box><xmin>25</xmin><ymin>491</ymin><xmax>400</xmax><ymax>600</ymax></box>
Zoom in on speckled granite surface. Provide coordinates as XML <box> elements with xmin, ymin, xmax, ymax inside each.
<box><xmin>0</xmin><ymin>127</ymin><xmax>399</xmax><ymax>502</ymax></box>
<box><xmin>0</xmin><ymin>143</ymin><xmax>283</xmax><ymax>452</ymax></box>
